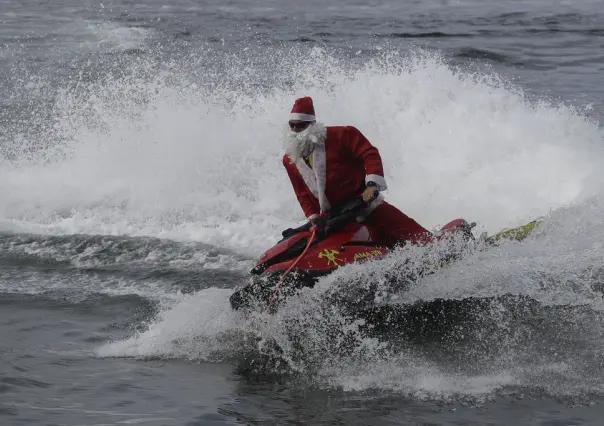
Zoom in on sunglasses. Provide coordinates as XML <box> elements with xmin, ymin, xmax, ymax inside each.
<box><xmin>288</xmin><ymin>121</ymin><xmax>312</xmax><ymax>130</ymax></box>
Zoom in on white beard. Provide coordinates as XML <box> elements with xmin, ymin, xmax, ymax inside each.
<box><xmin>282</xmin><ymin>122</ymin><xmax>327</xmax><ymax>162</ymax></box>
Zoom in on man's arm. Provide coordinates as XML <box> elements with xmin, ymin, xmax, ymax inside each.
<box><xmin>342</xmin><ymin>126</ymin><xmax>388</xmax><ymax>191</ymax></box>
<box><xmin>283</xmin><ymin>155</ymin><xmax>320</xmax><ymax>220</ymax></box>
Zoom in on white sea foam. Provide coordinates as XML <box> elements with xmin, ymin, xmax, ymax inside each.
<box><xmin>2</xmin><ymin>49</ymin><xmax>602</xmax><ymax>254</ymax></box>
<box><xmin>98</xmin><ymin>288</ymin><xmax>244</xmax><ymax>360</ymax></box>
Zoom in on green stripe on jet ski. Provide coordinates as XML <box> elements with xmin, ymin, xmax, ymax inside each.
<box><xmin>488</xmin><ymin>219</ymin><xmax>542</xmax><ymax>243</ymax></box>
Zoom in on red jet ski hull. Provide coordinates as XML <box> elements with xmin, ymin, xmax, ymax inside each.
<box><xmin>261</xmin><ymin>222</ymin><xmax>388</xmax><ymax>275</ymax></box>
<box><xmin>230</xmin><ymin>218</ymin><xmax>475</xmax><ymax>311</ymax></box>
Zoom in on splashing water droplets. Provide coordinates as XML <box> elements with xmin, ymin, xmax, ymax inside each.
<box><xmin>2</xmin><ymin>45</ymin><xmax>604</xmax><ymax>403</ymax></box>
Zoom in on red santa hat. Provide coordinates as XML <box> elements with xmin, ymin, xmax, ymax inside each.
<box><xmin>290</xmin><ymin>97</ymin><xmax>316</xmax><ymax>121</ymax></box>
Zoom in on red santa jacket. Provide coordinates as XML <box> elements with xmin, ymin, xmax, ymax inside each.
<box><xmin>283</xmin><ymin>126</ymin><xmax>387</xmax><ymax>220</ymax></box>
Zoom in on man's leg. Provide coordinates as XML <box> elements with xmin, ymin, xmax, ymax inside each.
<box><xmin>363</xmin><ymin>201</ymin><xmax>434</xmax><ymax>246</ymax></box>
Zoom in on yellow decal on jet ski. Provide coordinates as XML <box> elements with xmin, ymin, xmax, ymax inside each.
<box><xmin>318</xmin><ymin>249</ymin><xmax>344</xmax><ymax>266</ymax></box>
<box><xmin>353</xmin><ymin>249</ymin><xmax>383</xmax><ymax>261</ymax></box>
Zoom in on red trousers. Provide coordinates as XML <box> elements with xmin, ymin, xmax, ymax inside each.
<box><xmin>363</xmin><ymin>201</ymin><xmax>434</xmax><ymax>247</ymax></box>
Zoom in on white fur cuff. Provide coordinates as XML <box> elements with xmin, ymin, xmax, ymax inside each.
<box><xmin>366</xmin><ymin>174</ymin><xmax>387</xmax><ymax>191</ymax></box>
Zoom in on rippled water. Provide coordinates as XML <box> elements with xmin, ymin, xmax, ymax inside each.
<box><xmin>2</xmin><ymin>0</ymin><xmax>604</xmax><ymax>424</ymax></box>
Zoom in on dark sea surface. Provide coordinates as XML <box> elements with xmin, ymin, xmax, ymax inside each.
<box><xmin>2</xmin><ymin>1</ymin><xmax>604</xmax><ymax>424</ymax></box>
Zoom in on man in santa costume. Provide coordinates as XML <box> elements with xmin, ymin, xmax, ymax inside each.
<box><xmin>283</xmin><ymin>96</ymin><xmax>434</xmax><ymax>247</ymax></box>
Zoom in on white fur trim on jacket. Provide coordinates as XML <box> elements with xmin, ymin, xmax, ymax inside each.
<box><xmin>295</xmin><ymin>157</ymin><xmax>319</xmax><ymax>197</ymax></box>
<box><xmin>312</xmin><ymin>142</ymin><xmax>331</xmax><ymax>213</ymax></box>
<box><xmin>294</xmin><ymin>143</ymin><xmax>331</xmax><ymax>214</ymax></box>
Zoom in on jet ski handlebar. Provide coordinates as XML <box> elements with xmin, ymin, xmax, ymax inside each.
<box><xmin>280</xmin><ymin>191</ymin><xmax>378</xmax><ymax>240</ymax></box>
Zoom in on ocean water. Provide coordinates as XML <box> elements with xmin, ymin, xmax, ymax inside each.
<box><xmin>2</xmin><ymin>1</ymin><xmax>604</xmax><ymax>424</ymax></box>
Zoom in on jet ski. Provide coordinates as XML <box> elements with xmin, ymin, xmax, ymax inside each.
<box><xmin>230</xmin><ymin>194</ymin><xmax>489</xmax><ymax>312</ymax></box>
